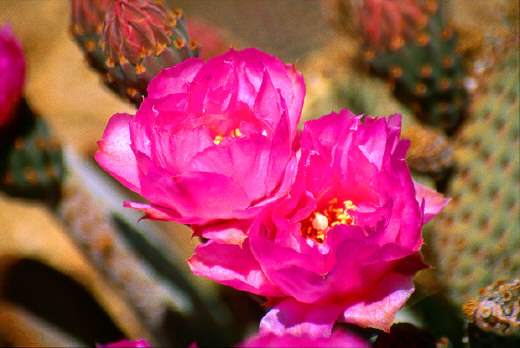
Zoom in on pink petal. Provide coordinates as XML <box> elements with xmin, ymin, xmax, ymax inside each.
<box><xmin>341</xmin><ymin>273</ymin><xmax>416</xmax><ymax>332</ymax></box>
<box><xmin>188</xmin><ymin>134</ymin><xmax>271</xmax><ymax>202</ymax></box>
<box><xmin>236</xmin><ymin>48</ymin><xmax>305</xmax><ymax>138</ymax></box>
<box><xmin>240</xmin><ymin>330</ymin><xmax>370</xmax><ymax>348</ymax></box>
<box><xmin>188</xmin><ymin>239</ymin><xmax>283</xmax><ymax>297</ymax></box>
<box><xmin>139</xmin><ymin>170</ymin><xmax>252</xmax><ymax>222</ymax></box>
<box><xmin>123</xmin><ymin>201</ymin><xmax>183</xmax><ymax>221</ymax></box>
<box><xmin>414</xmin><ymin>181</ymin><xmax>450</xmax><ymax>224</ymax></box>
<box><xmin>97</xmin><ymin>339</ymin><xmax>153</xmax><ymax>348</ymax></box>
<box><xmin>95</xmin><ymin>113</ymin><xmax>141</xmax><ymax>193</ymax></box>
<box><xmin>146</xmin><ymin>57</ymin><xmax>205</xmax><ymax>99</ymax></box>
<box><xmin>259</xmin><ymin>298</ymin><xmax>344</xmax><ymax>338</ymax></box>
<box><xmin>191</xmin><ymin>219</ymin><xmax>251</xmax><ymax>245</ymax></box>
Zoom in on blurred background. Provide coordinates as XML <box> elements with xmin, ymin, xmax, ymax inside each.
<box><xmin>0</xmin><ymin>0</ymin><xmax>518</xmax><ymax>347</ymax></box>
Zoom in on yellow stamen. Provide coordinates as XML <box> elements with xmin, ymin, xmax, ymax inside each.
<box><xmin>213</xmin><ymin>128</ymin><xmax>242</xmax><ymax>145</ymax></box>
<box><xmin>301</xmin><ymin>199</ymin><xmax>356</xmax><ymax>243</ymax></box>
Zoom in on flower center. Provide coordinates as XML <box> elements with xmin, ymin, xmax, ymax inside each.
<box><xmin>301</xmin><ymin>198</ymin><xmax>356</xmax><ymax>244</ymax></box>
<box><xmin>213</xmin><ymin>128</ymin><xmax>242</xmax><ymax>145</ymax></box>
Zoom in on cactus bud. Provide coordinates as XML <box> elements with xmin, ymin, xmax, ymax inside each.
<box><xmin>69</xmin><ymin>0</ymin><xmax>113</xmax><ymax>73</ymax></box>
<box><xmin>100</xmin><ymin>0</ymin><xmax>198</xmax><ymax>106</ymax></box>
<box><xmin>0</xmin><ymin>25</ymin><xmax>25</xmax><ymax>129</ymax></box>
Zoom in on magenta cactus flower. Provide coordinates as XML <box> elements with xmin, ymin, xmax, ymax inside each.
<box><xmin>97</xmin><ymin>339</ymin><xmax>153</xmax><ymax>348</ymax></box>
<box><xmin>189</xmin><ymin>110</ymin><xmax>449</xmax><ymax>336</ymax></box>
<box><xmin>239</xmin><ymin>329</ymin><xmax>370</xmax><ymax>348</ymax></box>
<box><xmin>0</xmin><ymin>25</ymin><xmax>25</xmax><ymax>128</ymax></box>
<box><xmin>95</xmin><ymin>48</ymin><xmax>304</xmax><ymax>242</ymax></box>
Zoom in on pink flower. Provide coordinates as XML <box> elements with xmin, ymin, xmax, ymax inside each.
<box><xmin>239</xmin><ymin>329</ymin><xmax>370</xmax><ymax>348</ymax></box>
<box><xmin>95</xmin><ymin>48</ymin><xmax>304</xmax><ymax>241</ymax></box>
<box><xmin>189</xmin><ymin>110</ymin><xmax>449</xmax><ymax>336</ymax></box>
<box><xmin>97</xmin><ymin>338</ymin><xmax>153</xmax><ymax>348</ymax></box>
<box><xmin>0</xmin><ymin>25</ymin><xmax>25</xmax><ymax>128</ymax></box>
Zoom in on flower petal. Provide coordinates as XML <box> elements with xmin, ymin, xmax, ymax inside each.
<box><xmin>259</xmin><ymin>298</ymin><xmax>344</xmax><ymax>338</ymax></box>
<box><xmin>95</xmin><ymin>113</ymin><xmax>141</xmax><ymax>193</ymax></box>
<box><xmin>188</xmin><ymin>239</ymin><xmax>283</xmax><ymax>297</ymax></box>
<box><xmin>341</xmin><ymin>272</ymin><xmax>416</xmax><ymax>332</ymax></box>
<box><xmin>414</xmin><ymin>181</ymin><xmax>451</xmax><ymax>224</ymax></box>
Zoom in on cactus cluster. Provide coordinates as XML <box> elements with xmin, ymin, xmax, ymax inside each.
<box><xmin>362</xmin><ymin>2</ymin><xmax>468</xmax><ymax>135</ymax></box>
<box><xmin>430</xmin><ymin>46</ymin><xmax>519</xmax><ymax>307</ymax></box>
<box><xmin>0</xmin><ymin>99</ymin><xmax>64</xmax><ymax>204</ymax></box>
<box><xmin>70</xmin><ymin>0</ymin><xmax>198</xmax><ymax>106</ymax></box>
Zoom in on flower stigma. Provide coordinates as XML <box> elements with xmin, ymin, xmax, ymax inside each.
<box><xmin>301</xmin><ymin>198</ymin><xmax>356</xmax><ymax>244</ymax></box>
<box><xmin>213</xmin><ymin>128</ymin><xmax>242</xmax><ymax>145</ymax></box>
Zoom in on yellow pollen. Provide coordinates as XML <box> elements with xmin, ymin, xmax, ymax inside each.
<box><xmin>301</xmin><ymin>199</ymin><xmax>356</xmax><ymax>244</ymax></box>
<box><xmin>213</xmin><ymin>128</ymin><xmax>242</xmax><ymax>145</ymax></box>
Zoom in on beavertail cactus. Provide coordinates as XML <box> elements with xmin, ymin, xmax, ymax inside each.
<box><xmin>100</xmin><ymin>0</ymin><xmax>198</xmax><ymax>105</ymax></box>
<box><xmin>0</xmin><ymin>99</ymin><xmax>64</xmax><ymax>204</ymax></box>
<box><xmin>361</xmin><ymin>2</ymin><xmax>468</xmax><ymax>135</ymax></box>
<box><xmin>69</xmin><ymin>0</ymin><xmax>113</xmax><ymax>73</ymax></box>
<box><xmin>431</xmin><ymin>46</ymin><xmax>519</xmax><ymax>306</ymax></box>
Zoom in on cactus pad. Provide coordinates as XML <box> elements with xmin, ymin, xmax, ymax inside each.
<box><xmin>0</xmin><ymin>99</ymin><xmax>64</xmax><ymax>204</ymax></box>
<box><xmin>430</xmin><ymin>46</ymin><xmax>519</xmax><ymax>307</ymax></box>
<box><xmin>364</xmin><ymin>5</ymin><xmax>468</xmax><ymax>134</ymax></box>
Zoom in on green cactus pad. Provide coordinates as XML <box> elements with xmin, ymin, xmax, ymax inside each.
<box><xmin>365</xmin><ymin>8</ymin><xmax>468</xmax><ymax>135</ymax></box>
<box><xmin>430</xmin><ymin>46</ymin><xmax>519</xmax><ymax>307</ymax></box>
<box><xmin>0</xmin><ymin>99</ymin><xmax>64</xmax><ymax>204</ymax></box>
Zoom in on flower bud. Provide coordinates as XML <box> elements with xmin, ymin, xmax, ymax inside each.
<box><xmin>69</xmin><ymin>0</ymin><xmax>113</xmax><ymax>73</ymax></box>
<box><xmin>100</xmin><ymin>0</ymin><xmax>198</xmax><ymax>106</ymax></box>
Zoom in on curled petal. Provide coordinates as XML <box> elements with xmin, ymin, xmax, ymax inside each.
<box><xmin>414</xmin><ymin>181</ymin><xmax>450</xmax><ymax>224</ymax></box>
<box><xmin>341</xmin><ymin>273</ymin><xmax>416</xmax><ymax>332</ymax></box>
